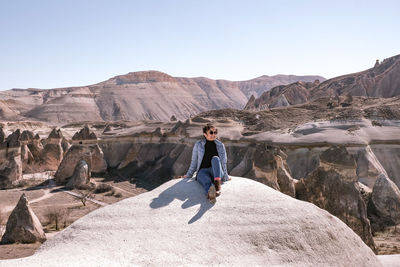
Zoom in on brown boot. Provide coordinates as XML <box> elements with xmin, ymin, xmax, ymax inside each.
<box><xmin>208</xmin><ymin>184</ymin><xmax>217</xmax><ymax>204</ymax></box>
<box><xmin>214</xmin><ymin>178</ymin><xmax>222</xmax><ymax>196</ymax></box>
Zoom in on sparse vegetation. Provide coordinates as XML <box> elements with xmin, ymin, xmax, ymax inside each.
<box><xmin>44</xmin><ymin>207</ymin><xmax>69</xmax><ymax>231</ymax></box>
<box><xmin>94</xmin><ymin>183</ymin><xmax>113</xmax><ymax>194</ymax></box>
<box><xmin>103</xmin><ymin>187</ymin><xmax>122</xmax><ymax>198</ymax></box>
<box><xmin>372</xmin><ymin>120</ymin><xmax>383</xmax><ymax>127</ymax></box>
<box><xmin>77</xmin><ymin>189</ymin><xmax>94</xmax><ymax>206</ymax></box>
<box><xmin>105</xmin><ymin>188</ymin><xmax>116</xmax><ymax>196</ymax></box>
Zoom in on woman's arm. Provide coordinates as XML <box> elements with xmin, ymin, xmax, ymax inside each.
<box><xmin>221</xmin><ymin>143</ymin><xmax>230</xmax><ymax>180</ymax></box>
<box><xmin>185</xmin><ymin>142</ymin><xmax>198</xmax><ymax>178</ymax></box>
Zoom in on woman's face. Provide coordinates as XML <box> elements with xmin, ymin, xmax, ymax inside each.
<box><xmin>204</xmin><ymin>127</ymin><xmax>217</xmax><ymax>141</ymax></box>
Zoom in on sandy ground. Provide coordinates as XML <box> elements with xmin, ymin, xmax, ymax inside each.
<box><xmin>375</xmin><ymin>226</ymin><xmax>400</xmax><ymax>255</ymax></box>
<box><xmin>0</xmin><ymin>177</ymin><xmax>147</xmax><ymax>260</ymax></box>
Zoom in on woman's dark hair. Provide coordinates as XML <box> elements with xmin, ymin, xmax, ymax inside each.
<box><xmin>203</xmin><ymin>123</ymin><xmax>215</xmax><ymax>134</ymax></box>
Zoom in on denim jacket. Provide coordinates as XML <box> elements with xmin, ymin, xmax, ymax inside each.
<box><xmin>185</xmin><ymin>138</ymin><xmax>229</xmax><ymax>181</ymax></box>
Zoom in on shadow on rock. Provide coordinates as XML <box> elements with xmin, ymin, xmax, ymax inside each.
<box><xmin>149</xmin><ymin>178</ymin><xmax>213</xmax><ymax>224</ymax></box>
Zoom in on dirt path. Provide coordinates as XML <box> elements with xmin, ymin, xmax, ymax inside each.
<box><xmin>2</xmin><ymin>181</ymin><xmax>56</xmax><ymax>213</ymax></box>
<box><xmin>29</xmin><ymin>181</ymin><xmax>56</xmax><ymax>205</ymax></box>
<box><xmin>111</xmin><ymin>185</ymin><xmax>136</xmax><ymax>196</ymax></box>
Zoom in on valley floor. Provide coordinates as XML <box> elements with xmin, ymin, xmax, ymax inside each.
<box><xmin>0</xmin><ymin>176</ymin><xmax>148</xmax><ymax>260</ymax></box>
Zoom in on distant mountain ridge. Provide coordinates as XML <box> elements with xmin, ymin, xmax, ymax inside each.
<box><xmin>0</xmin><ymin>71</ymin><xmax>324</xmax><ymax>123</ymax></box>
<box><xmin>245</xmin><ymin>54</ymin><xmax>400</xmax><ymax>110</ymax></box>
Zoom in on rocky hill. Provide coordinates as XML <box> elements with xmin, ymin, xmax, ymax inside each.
<box><xmin>237</xmin><ymin>74</ymin><xmax>324</xmax><ymax>98</ymax></box>
<box><xmin>0</xmin><ymin>71</ymin><xmax>323</xmax><ymax>123</ymax></box>
<box><xmin>245</xmin><ymin>54</ymin><xmax>400</xmax><ymax>110</ymax></box>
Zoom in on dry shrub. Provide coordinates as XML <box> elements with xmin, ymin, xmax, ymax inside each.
<box><xmin>44</xmin><ymin>207</ymin><xmax>70</xmax><ymax>230</ymax></box>
<box><xmin>77</xmin><ymin>189</ymin><xmax>94</xmax><ymax>206</ymax></box>
<box><xmin>75</xmin><ymin>182</ymin><xmax>96</xmax><ymax>191</ymax></box>
<box><xmin>105</xmin><ymin>188</ymin><xmax>116</xmax><ymax>196</ymax></box>
<box><xmin>94</xmin><ymin>183</ymin><xmax>113</xmax><ymax>194</ymax></box>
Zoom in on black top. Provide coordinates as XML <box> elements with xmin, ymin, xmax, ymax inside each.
<box><xmin>200</xmin><ymin>140</ymin><xmax>219</xmax><ymax>169</ymax></box>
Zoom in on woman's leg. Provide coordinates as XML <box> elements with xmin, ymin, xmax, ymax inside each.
<box><xmin>197</xmin><ymin>168</ymin><xmax>213</xmax><ymax>193</ymax></box>
<box><xmin>211</xmin><ymin>156</ymin><xmax>224</xmax><ymax>179</ymax></box>
<box><xmin>211</xmin><ymin>156</ymin><xmax>224</xmax><ymax>194</ymax></box>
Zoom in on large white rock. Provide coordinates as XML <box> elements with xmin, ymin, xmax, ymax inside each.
<box><xmin>378</xmin><ymin>254</ymin><xmax>400</xmax><ymax>267</ymax></box>
<box><xmin>0</xmin><ymin>177</ymin><xmax>381</xmax><ymax>266</ymax></box>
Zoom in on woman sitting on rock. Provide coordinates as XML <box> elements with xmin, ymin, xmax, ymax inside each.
<box><xmin>184</xmin><ymin>123</ymin><xmax>230</xmax><ymax>203</ymax></box>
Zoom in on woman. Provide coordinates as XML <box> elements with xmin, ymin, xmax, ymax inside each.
<box><xmin>184</xmin><ymin>124</ymin><xmax>230</xmax><ymax>203</ymax></box>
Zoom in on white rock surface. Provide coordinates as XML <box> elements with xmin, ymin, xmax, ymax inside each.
<box><xmin>378</xmin><ymin>254</ymin><xmax>400</xmax><ymax>267</ymax></box>
<box><xmin>0</xmin><ymin>177</ymin><xmax>381</xmax><ymax>266</ymax></box>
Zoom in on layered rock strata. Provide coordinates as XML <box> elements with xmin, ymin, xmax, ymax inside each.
<box><xmin>0</xmin><ymin>71</ymin><xmax>324</xmax><ymax>123</ymax></box>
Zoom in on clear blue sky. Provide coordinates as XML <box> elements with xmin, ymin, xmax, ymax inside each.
<box><xmin>0</xmin><ymin>0</ymin><xmax>399</xmax><ymax>90</ymax></box>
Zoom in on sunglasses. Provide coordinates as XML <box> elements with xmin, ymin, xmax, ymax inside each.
<box><xmin>209</xmin><ymin>130</ymin><xmax>218</xmax><ymax>135</ymax></box>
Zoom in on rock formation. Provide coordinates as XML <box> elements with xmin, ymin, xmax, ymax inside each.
<box><xmin>20</xmin><ymin>130</ymin><xmax>35</xmax><ymax>171</ymax></box>
<box><xmin>55</xmin><ymin>146</ymin><xmax>92</xmax><ymax>185</ymax></box>
<box><xmin>0</xmin><ymin>178</ymin><xmax>381</xmax><ymax>266</ymax></box>
<box><xmin>61</xmin><ymin>138</ymin><xmax>71</xmax><ymax>154</ymax></box>
<box><xmin>28</xmin><ymin>134</ymin><xmax>43</xmax><ymax>159</ymax></box>
<box><xmin>275</xmin><ymin>154</ymin><xmax>296</xmax><ymax>197</ymax></box>
<box><xmin>1</xmin><ymin>193</ymin><xmax>46</xmax><ymax>244</ymax></box>
<box><xmin>102</xmin><ymin>125</ymin><xmax>112</xmax><ymax>134</ymax></box>
<box><xmin>39</xmin><ymin>128</ymin><xmax>64</xmax><ymax>171</ymax></box>
<box><xmin>0</xmin><ymin>129</ymin><xmax>23</xmax><ymax>189</ymax></box>
<box><xmin>72</xmin><ymin>125</ymin><xmax>97</xmax><ymax>141</ymax></box>
<box><xmin>244</xmin><ymin>80</ymin><xmax>321</xmax><ymax>110</ymax></box>
<box><xmin>55</xmin><ymin>126</ymin><xmax>106</xmax><ymax>184</ymax></box>
<box><xmin>295</xmin><ymin>146</ymin><xmax>376</xmax><ymax>251</ymax></box>
<box><xmin>368</xmin><ymin>173</ymin><xmax>400</xmax><ymax>231</ymax></box>
<box><xmin>66</xmin><ymin>160</ymin><xmax>90</xmax><ymax>189</ymax></box>
<box><xmin>0</xmin><ymin>126</ymin><xmax>5</xmax><ymax>143</ymax></box>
